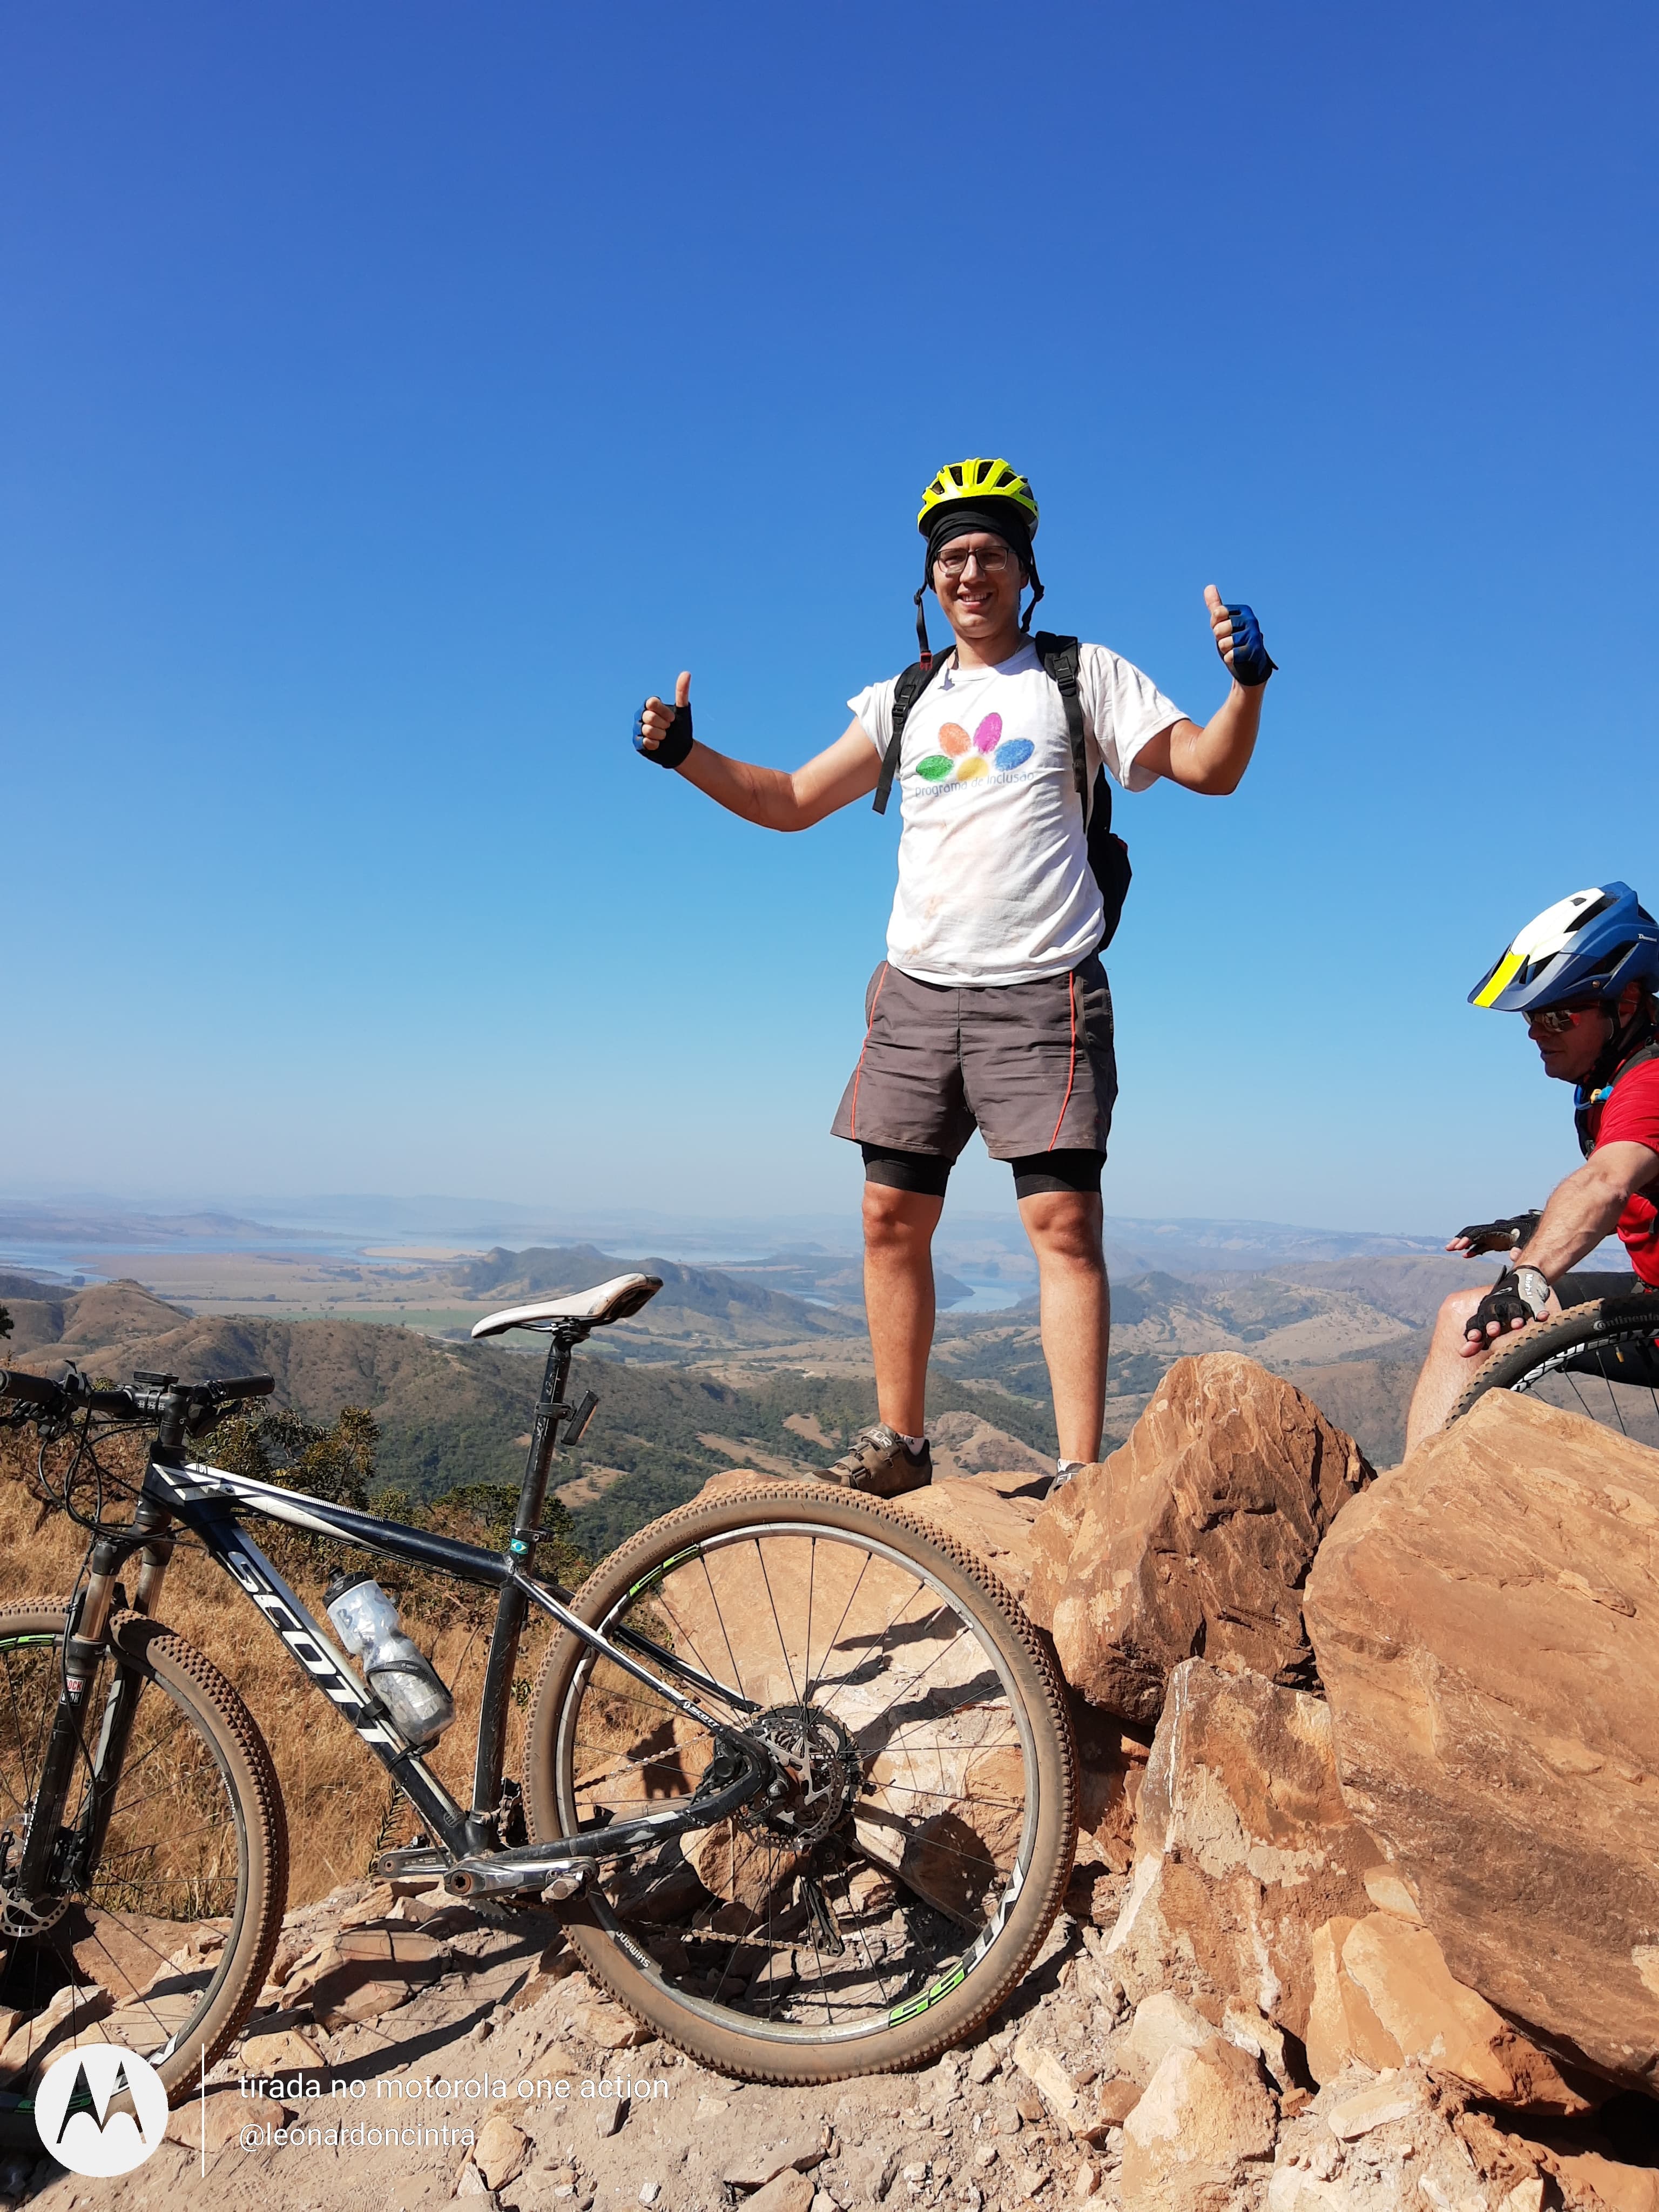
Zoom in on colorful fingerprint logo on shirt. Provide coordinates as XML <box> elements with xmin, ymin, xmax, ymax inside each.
<box><xmin>914</xmin><ymin>713</ymin><xmax>1036</xmax><ymax>784</ymax></box>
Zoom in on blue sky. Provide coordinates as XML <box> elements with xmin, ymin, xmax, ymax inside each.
<box><xmin>4</xmin><ymin>0</ymin><xmax>1655</xmax><ymax>1237</ymax></box>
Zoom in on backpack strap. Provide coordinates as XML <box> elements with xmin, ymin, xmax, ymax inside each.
<box><xmin>1575</xmin><ymin>1037</ymin><xmax>1659</xmax><ymax>1158</ymax></box>
<box><xmin>872</xmin><ymin>650</ymin><xmax>952</xmax><ymax>815</ymax></box>
<box><xmin>874</xmin><ymin>632</ymin><xmax>1089</xmax><ymax>815</ymax></box>
<box><xmin>1033</xmin><ymin>632</ymin><xmax>1089</xmax><ymax>807</ymax></box>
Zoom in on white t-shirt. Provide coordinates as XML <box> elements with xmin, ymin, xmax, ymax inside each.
<box><xmin>849</xmin><ymin>640</ymin><xmax>1185</xmax><ymax>987</ymax></box>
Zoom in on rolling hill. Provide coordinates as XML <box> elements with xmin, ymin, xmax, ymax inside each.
<box><xmin>0</xmin><ymin>1277</ymin><xmax>1058</xmax><ymax>1555</ymax></box>
<box><xmin>444</xmin><ymin>1242</ymin><xmax>844</xmax><ymax>1347</ymax></box>
<box><xmin>1</xmin><ymin>1246</ymin><xmax>1501</xmax><ymax>1546</ymax></box>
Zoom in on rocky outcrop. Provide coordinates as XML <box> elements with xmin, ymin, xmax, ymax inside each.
<box><xmin>1304</xmin><ymin>1388</ymin><xmax>1659</xmax><ymax>2093</ymax></box>
<box><xmin>1104</xmin><ymin>1658</ymin><xmax>1381</xmax><ymax>2038</ymax></box>
<box><xmin>1024</xmin><ymin>1354</ymin><xmax>1372</xmax><ymax>1721</ymax></box>
<box><xmin>1307</xmin><ymin>1909</ymin><xmax>1593</xmax><ymax>2112</ymax></box>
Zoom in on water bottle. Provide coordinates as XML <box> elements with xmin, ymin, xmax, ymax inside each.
<box><xmin>323</xmin><ymin>1572</ymin><xmax>455</xmax><ymax>1748</ymax></box>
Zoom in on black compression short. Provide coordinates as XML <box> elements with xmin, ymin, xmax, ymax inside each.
<box><xmin>861</xmin><ymin>1144</ymin><xmax>1104</xmax><ymax>1202</ymax></box>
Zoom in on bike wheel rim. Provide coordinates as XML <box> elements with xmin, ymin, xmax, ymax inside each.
<box><xmin>551</xmin><ymin>1518</ymin><xmax>1044</xmax><ymax>2048</ymax></box>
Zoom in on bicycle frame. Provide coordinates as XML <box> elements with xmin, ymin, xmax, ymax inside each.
<box><xmin>25</xmin><ymin>1326</ymin><xmax>774</xmax><ymax>1911</ymax></box>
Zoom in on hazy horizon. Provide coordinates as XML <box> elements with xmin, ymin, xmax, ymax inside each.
<box><xmin>0</xmin><ymin>1183</ymin><xmax>1457</xmax><ymax>1279</ymax></box>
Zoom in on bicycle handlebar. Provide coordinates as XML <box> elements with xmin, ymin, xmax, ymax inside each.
<box><xmin>0</xmin><ymin>1370</ymin><xmax>68</xmax><ymax>1413</ymax></box>
<box><xmin>200</xmin><ymin>1375</ymin><xmax>276</xmax><ymax>1407</ymax></box>
<box><xmin>0</xmin><ymin>1367</ymin><xmax>275</xmax><ymax>1426</ymax></box>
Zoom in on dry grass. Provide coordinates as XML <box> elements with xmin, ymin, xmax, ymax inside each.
<box><xmin>0</xmin><ymin>1424</ymin><xmax>565</xmax><ymax>1908</ymax></box>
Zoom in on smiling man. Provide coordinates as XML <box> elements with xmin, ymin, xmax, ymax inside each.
<box><xmin>633</xmin><ymin>458</ymin><xmax>1271</xmax><ymax>1496</ymax></box>
<box><xmin>1405</xmin><ymin>882</ymin><xmax>1659</xmax><ymax>1452</ymax></box>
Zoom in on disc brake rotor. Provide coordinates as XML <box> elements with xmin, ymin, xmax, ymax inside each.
<box><xmin>740</xmin><ymin>1704</ymin><xmax>862</xmax><ymax>1851</ymax></box>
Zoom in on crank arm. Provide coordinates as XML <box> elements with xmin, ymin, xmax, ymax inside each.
<box><xmin>369</xmin><ymin>1846</ymin><xmax>451</xmax><ymax>1881</ymax></box>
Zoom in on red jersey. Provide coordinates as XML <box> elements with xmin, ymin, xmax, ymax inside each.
<box><xmin>1581</xmin><ymin>1055</ymin><xmax>1659</xmax><ymax>1285</ymax></box>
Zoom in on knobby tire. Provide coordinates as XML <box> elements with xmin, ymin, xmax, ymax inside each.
<box><xmin>1447</xmin><ymin>1293</ymin><xmax>1659</xmax><ymax>1438</ymax></box>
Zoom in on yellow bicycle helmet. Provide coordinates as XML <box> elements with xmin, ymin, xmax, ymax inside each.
<box><xmin>912</xmin><ymin>458</ymin><xmax>1043</xmax><ymax>663</ymax></box>
<box><xmin>917</xmin><ymin>458</ymin><xmax>1040</xmax><ymax>536</ymax></box>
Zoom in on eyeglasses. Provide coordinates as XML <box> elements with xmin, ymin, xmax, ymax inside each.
<box><xmin>1527</xmin><ymin>1000</ymin><xmax>1609</xmax><ymax>1034</ymax></box>
<box><xmin>935</xmin><ymin>543</ymin><xmax>1016</xmax><ymax>578</ymax></box>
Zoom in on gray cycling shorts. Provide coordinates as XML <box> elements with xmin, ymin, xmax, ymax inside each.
<box><xmin>830</xmin><ymin>954</ymin><xmax>1117</xmax><ymax>1161</ymax></box>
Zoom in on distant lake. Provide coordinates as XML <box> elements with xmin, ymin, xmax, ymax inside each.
<box><xmin>944</xmin><ymin>1278</ymin><xmax>1027</xmax><ymax>1314</ymax></box>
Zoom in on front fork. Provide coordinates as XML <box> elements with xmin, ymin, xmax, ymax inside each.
<box><xmin>11</xmin><ymin>1500</ymin><xmax>175</xmax><ymax>1910</ymax></box>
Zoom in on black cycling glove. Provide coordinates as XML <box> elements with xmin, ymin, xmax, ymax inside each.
<box><xmin>632</xmin><ymin>697</ymin><xmax>693</xmax><ymax>770</ymax></box>
<box><xmin>1464</xmin><ymin>1268</ymin><xmax>1550</xmax><ymax>1344</ymax></box>
<box><xmin>1452</xmin><ymin>1211</ymin><xmax>1543</xmax><ymax>1256</ymax></box>
<box><xmin>1223</xmin><ymin>604</ymin><xmax>1277</xmax><ymax>688</ymax></box>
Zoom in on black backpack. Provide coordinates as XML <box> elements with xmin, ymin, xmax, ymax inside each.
<box><xmin>871</xmin><ymin>631</ymin><xmax>1132</xmax><ymax>953</ymax></box>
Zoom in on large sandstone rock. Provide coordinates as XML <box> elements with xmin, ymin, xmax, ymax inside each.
<box><xmin>1104</xmin><ymin>1658</ymin><xmax>1381</xmax><ymax>2038</ymax></box>
<box><xmin>1304</xmin><ymin>1389</ymin><xmax>1659</xmax><ymax>2092</ymax></box>
<box><xmin>1306</xmin><ymin>1910</ymin><xmax>1591</xmax><ymax>2112</ymax></box>
<box><xmin>1025</xmin><ymin>1355</ymin><xmax>1372</xmax><ymax>1721</ymax></box>
<box><xmin>898</xmin><ymin>1466</ymin><xmax>1048</xmax><ymax>1603</ymax></box>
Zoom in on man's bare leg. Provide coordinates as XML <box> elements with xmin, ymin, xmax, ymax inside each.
<box><xmin>863</xmin><ymin>1184</ymin><xmax>944</xmax><ymax>1437</ymax></box>
<box><xmin>1404</xmin><ymin>1286</ymin><xmax>1556</xmax><ymax>1454</ymax></box>
<box><xmin>1019</xmin><ymin>1189</ymin><xmax>1110</xmax><ymax>1464</ymax></box>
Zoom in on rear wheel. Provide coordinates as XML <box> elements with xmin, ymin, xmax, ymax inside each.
<box><xmin>1447</xmin><ymin>1292</ymin><xmax>1659</xmax><ymax>1443</ymax></box>
<box><xmin>524</xmin><ymin>1482</ymin><xmax>1076</xmax><ymax>2084</ymax></box>
<box><xmin>0</xmin><ymin>1606</ymin><xmax>287</xmax><ymax>2139</ymax></box>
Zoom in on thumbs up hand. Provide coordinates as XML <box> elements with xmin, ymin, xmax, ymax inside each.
<box><xmin>1204</xmin><ymin>587</ymin><xmax>1276</xmax><ymax>688</ymax></box>
<box><xmin>632</xmin><ymin>671</ymin><xmax>695</xmax><ymax>768</ymax></box>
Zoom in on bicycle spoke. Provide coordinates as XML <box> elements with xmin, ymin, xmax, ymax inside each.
<box><xmin>543</xmin><ymin>1508</ymin><xmax>1057</xmax><ymax>2054</ymax></box>
<box><xmin>752</xmin><ymin>1538</ymin><xmax>802</xmax><ymax>1710</ymax></box>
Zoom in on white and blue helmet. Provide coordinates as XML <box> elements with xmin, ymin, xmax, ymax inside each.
<box><xmin>1469</xmin><ymin>883</ymin><xmax>1659</xmax><ymax>1014</ymax></box>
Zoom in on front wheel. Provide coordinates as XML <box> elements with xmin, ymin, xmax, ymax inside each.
<box><xmin>524</xmin><ymin>1481</ymin><xmax>1076</xmax><ymax>2084</ymax></box>
<box><xmin>1447</xmin><ymin>1293</ymin><xmax>1659</xmax><ymax>1442</ymax></box>
<box><xmin>0</xmin><ymin>1606</ymin><xmax>288</xmax><ymax>2139</ymax></box>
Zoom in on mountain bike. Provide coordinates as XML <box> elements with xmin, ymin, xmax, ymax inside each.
<box><xmin>0</xmin><ymin>1272</ymin><xmax>1076</xmax><ymax>2139</ymax></box>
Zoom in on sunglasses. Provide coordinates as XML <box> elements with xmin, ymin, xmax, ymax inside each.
<box><xmin>1527</xmin><ymin>1000</ymin><xmax>1609</xmax><ymax>1034</ymax></box>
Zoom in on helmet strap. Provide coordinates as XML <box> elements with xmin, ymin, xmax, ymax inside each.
<box><xmin>914</xmin><ymin>586</ymin><xmax>934</xmax><ymax>670</ymax></box>
<box><xmin>1021</xmin><ymin>556</ymin><xmax>1045</xmax><ymax>635</ymax></box>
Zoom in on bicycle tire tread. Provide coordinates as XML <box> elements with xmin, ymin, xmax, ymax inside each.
<box><xmin>1446</xmin><ymin>1298</ymin><xmax>1655</xmax><ymax>1425</ymax></box>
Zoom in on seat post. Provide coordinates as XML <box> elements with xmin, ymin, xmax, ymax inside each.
<box><xmin>470</xmin><ymin>1321</ymin><xmax>584</xmax><ymax>1827</ymax></box>
<box><xmin>515</xmin><ymin>1326</ymin><xmax>581</xmax><ymax>1548</ymax></box>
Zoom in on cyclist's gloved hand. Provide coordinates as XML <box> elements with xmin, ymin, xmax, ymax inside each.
<box><xmin>1223</xmin><ymin>603</ymin><xmax>1275</xmax><ymax>686</ymax></box>
<box><xmin>1464</xmin><ymin>1267</ymin><xmax>1549</xmax><ymax>1346</ymax></box>
<box><xmin>1203</xmin><ymin>586</ymin><xmax>1276</xmax><ymax>686</ymax></box>
<box><xmin>633</xmin><ymin>673</ymin><xmax>694</xmax><ymax>770</ymax></box>
<box><xmin>1448</xmin><ymin>1211</ymin><xmax>1543</xmax><ymax>1256</ymax></box>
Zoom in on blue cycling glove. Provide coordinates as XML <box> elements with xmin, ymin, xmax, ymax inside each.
<box><xmin>632</xmin><ymin>697</ymin><xmax>694</xmax><ymax>769</ymax></box>
<box><xmin>1223</xmin><ymin>604</ymin><xmax>1276</xmax><ymax>688</ymax></box>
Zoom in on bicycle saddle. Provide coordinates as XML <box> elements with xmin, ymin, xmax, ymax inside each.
<box><xmin>470</xmin><ymin>1272</ymin><xmax>663</xmax><ymax>1338</ymax></box>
